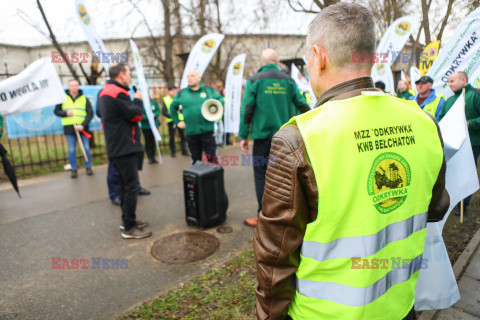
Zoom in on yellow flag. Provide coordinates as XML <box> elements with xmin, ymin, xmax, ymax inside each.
<box><xmin>419</xmin><ymin>40</ymin><xmax>440</xmax><ymax>76</ymax></box>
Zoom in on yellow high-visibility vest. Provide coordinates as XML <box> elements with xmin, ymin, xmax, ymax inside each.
<box><xmin>61</xmin><ymin>95</ymin><xmax>87</xmax><ymax>126</ymax></box>
<box><xmin>287</xmin><ymin>92</ymin><xmax>444</xmax><ymax>320</ymax></box>
<box><xmin>163</xmin><ymin>95</ymin><xmax>184</xmax><ymax>123</ymax></box>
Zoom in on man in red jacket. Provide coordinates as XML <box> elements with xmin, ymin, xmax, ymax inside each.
<box><xmin>97</xmin><ymin>63</ymin><xmax>151</xmax><ymax>239</ymax></box>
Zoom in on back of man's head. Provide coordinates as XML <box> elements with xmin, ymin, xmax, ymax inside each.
<box><xmin>306</xmin><ymin>3</ymin><xmax>375</xmax><ymax>72</ymax></box>
<box><xmin>261</xmin><ymin>48</ymin><xmax>278</xmax><ymax>66</ymax></box>
<box><xmin>375</xmin><ymin>81</ymin><xmax>386</xmax><ymax>92</ymax></box>
<box><xmin>109</xmin><ymin>63</ymin><xmax>127</xmax><ymax>79</ymax></box>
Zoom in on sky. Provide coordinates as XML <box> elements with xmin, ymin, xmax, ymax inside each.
<box><xmin>0</xmin><ymin>0</ymin><xmax>471</xmax><ymax>47</ymax></box>
<box><xmin>0</xmin><ymin>0</ymin><xmax>313</xmax><ymax>46</ymax></box>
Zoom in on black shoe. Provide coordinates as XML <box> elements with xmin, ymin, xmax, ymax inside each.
<box><xmin>71</xmin><ymin>170</ymin><xmax>78</xmax><ymax>179</ymax></box>
<box><xmin>171</xmin><ymin>153</ymin><xmax>176</xmax><ymax>158</ymax></box>
<box><xmin>138</xmin><ymin>188</ymin><xmax>151</xmax><ymax>196</ymax></box>
<box><xmin>121</xmin><ymin>226</ymin><xmax>152</xmax><ymax>239</ymax></box>
<box><xmin>148</xmin><ymin>158</ymin><xmax>159</xmax><ymax>164</ymax></box>
<box><xmin>111</xmin><ymin>198</ymin><xmax>121</xmax><ymax>206</ymax></box>
<box><xmin>86</xmin><ymin>168</ymin><xmax>94</xmax><ymax>176</ymax></box>
<box><xmin>181</xmin><ymin>150</ymin><xmax>189</xmax><ymax>156</ymax></box>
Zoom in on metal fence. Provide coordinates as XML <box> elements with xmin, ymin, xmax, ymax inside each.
<box><xmin>0</xmin><ymin>121</ymin><xmax>177</xmax><ymax>180</ymax></box>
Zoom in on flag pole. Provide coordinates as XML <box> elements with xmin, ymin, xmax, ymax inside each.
<box><xmin>73</xmin><ymin>122</ymin><xmax>89</xmax><ymax>162</ymax></box>
<box><xmin>460</xmin><ymin>200</ymin><xmax>464</xmax><ymax>223</ymax></box>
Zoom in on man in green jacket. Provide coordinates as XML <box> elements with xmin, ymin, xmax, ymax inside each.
<box><xmin>439</xmin><ymin>71</ymin><xmax>480</xmax><ymax>214</ymax></box>
<box><xmin>396</xmin><ymin>80</ymin><xmax>414</xmax><ymax>100</ymax></box>
<box><xmin>170</xmin><ymin>70</ymin><xmax>224</xmax><ymax>164</ymax></box>
<box><xmin>140</xmin><ymin>99</ymin><xmax>161</xmax><ymax>164</ymax></box>
<box><xmin>240</xmin><ymin>48</ymin><xmax>310</xmax><ymax>227</ymax></box>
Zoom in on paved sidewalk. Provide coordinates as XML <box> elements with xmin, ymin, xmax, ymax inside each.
<box><xmin>0</xmin><ymin>146</ymin><xmax>259</xmax><ymax>320</ymax></box>
<box><xmin>420</xmin><ymin>226</ymin><xmax>480</xmax><ymax>320</ymax></box>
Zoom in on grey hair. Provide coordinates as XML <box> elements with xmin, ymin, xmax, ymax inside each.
<box><xmin>306</xmin><ymin>3</ymin><xmax>376</xmax><ymax>70</ymax></box>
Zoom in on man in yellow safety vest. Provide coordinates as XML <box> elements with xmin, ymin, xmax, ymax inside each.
<box><xmin>253</xmin><ymin>3</ymin><xmax>450</xmax><ymax>320</ymax></box>
<box><xmin>54</xmin><ymin>79</ymin><xmax>94</xmax><ymax>178</ymax></box>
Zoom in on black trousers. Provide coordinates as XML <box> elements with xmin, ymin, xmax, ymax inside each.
<box><xmin>141</xmin><ymin>128</ymin><xmax>156</xmax><ymax>161</ymax></box>
<box><xmin>167</xmin><ymin>122</ymin><xmax>187</xmax><ymax>155</ymax></box>
<box><xmin>253</xmin><ymin>137</ymin><xmax>272</xmax><ymax>214</ymax></box>
<box><xmin>186</xmin><ymin>132</ymin><xmax>217</xmax><ymax>164</ymax></box>
<box><xmin>110</xmin><ymin>154</ymin><xmax>141</xmax><ymax>231</ymax></box>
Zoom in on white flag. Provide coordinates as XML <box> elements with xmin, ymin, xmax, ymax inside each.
<box><xmin>75</xmin><ymin>0</ymin><xmax>111</xmax><ymax>71</ymax></box>
<box><xmin>428</xmin><ymin>7</ymin><xmax>480</xmax><ymax>99</ymax></box>
<box><xmin>371</xmin><ymin>62</ymin><xmax>394</xmax><ymax>93</ymax></box>
<box><xmin>291</xmin><ymin>64</ymin><xmax>316</xmax><ymax>108</ymax></box>
<box><xmin>180</xmin><ymin>33</ymin><xmax>225</xmax><ymax>89</ymax></box>
<box><xmin>470</xmin><ymin>66</ymin><xmax>480</xmax><ymax>89</ymax></box>
<box><xmin>224</xmin><ymin>54</ymin><xmax>246</xmax><ymax>136</ymax></box>
<box><xmin>376</xmin><ymin>16</ymin><xmax>420</xmax><ymax>66</ymax></box>
<box><xmin>410</xmin><ymin>67</ymin><xmax>421</xmax><ymax>93</ymax></box>
<box><xmin>415</xmin><ymin>92</ymin><xmax>479</xmax><ymax>310</ymax></box>
<box><xmin>129</xmin><ymin>39</ymin><xmax>161</xmax><ymax>142</ymax></box>
<box><xmin>0</xmin><ymin>58</ymin><xmax>65</xmax><ymax>116</ymax></box>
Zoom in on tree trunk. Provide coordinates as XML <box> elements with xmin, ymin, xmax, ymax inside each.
<box><xmin>162</xmin><ymin>0</ymin><xmax>175</xmax><ymax>87</ymax></box>
<box><xmin>421</xmin><ymin>0</ymin><xmax>432</xmax><ymax>43</ymax></box>
<box><xmin>198</xmin><ymin>0</ymin><xmax>207</xmax><ymax>35</ymax></box>
<box><xmin>172</xmin><ymin>0</ymin><xmax>185</xmax><ymax>53</ymax></box>
<box><xmin>37</xmin><ymin>0</ymin><xmax>81</xmax><ymax>83</ymax></box>
<box><xmin>437</xmin><ymin>0</ymin><xmax>455</xmax><ymax>43</ymax></box>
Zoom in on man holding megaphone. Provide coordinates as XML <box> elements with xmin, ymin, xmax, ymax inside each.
<box><xmin>170</xmin><ymin>70</ymin><xmax>224</xmax><ymax>164</ymax></box>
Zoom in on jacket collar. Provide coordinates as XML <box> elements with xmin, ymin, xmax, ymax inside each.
<box><xmin>188</xmin><ymin>82</ymin><xmax>205</xmax><ymax>92</ymax></box>
<box><xmin>107</xmin><ymin>79</ymin><xmax>131</xmax><ymax>92</ymax></box>
<box><xmin>65</xmin><ymin>89</ymin><xmax>84</xmax><ymax>101</ymax></box>
<box><xmin>258</xmin><ymin>63</ymin><xmax>280</xmax><ymax>73</ymax></box>
<box><xmin>454</xmin><ymin>84</ymin><xmax>472</xmax><ymax>95</ymax></box>
<box><xmin>316</xmin><ymin>77</ymin><xmax>378</xmax><ymax>107</ymax></box>
<box><xmin>415</xmin><ymin>89</ymin><xmax>438</xmax><ymax>107</ymax></box>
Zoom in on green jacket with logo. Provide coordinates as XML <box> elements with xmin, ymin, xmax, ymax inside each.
<box><xmin>0</xmin><ymin>114</ymin><xmax>4</xmax><ymax>138</ymax></box>
<box><xmin>239</xmin><ymin>64</ymin><xmax>309</xmax><ymax>140</ymax></box>
<box><xmin>170</xmin><ymin>82</ymin><xmax>224</xmax><ymax>136</ymax></box>
<box><xmin>439</xmin><ymin>84</ymin><xmax>480</xmax><ymax>146</ymax></box>
<box><xmin>140</xmin><ymin>100</ymin><xmax>161</xmax><ymax>130</ymax></box>
<box><xmin>396</xmin><ymin>89</ymin><xmax>414</xmax><ymax>100</ymax></box>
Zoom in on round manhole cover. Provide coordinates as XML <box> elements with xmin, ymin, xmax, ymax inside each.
<box><xmin>216</xmin><ymin>226</ymin><xmax>233</xmax><ymax>234</ymax></box>
<box><xmin>151</xmin><ymin>231</ymin><xmax>220</xmax><ymax>264</ymax></box>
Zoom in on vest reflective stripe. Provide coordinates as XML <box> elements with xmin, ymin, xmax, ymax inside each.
<box><xmin>422</xmin><ymin>95</ymin><xmax>443</xmax><ymax>118</ymax></box>
<box><xmin>287</xmin><ymin>92</ymin><xmax>444</xmax><ymax>320</ymax></box>
<box><xmin>297</xmin><ymin>253</ymin><xmax>423</xmax><ymax>307</ymax></box>
<box><xmin>163</xmin><ymin>95</ymin><xmax>183</xmax><ymax>122</ymax></box>
<box><xmin>61</xmin><ymin>95</ymin><xmax>87</xmax><ymax>126</ymax></box>
<box><xmin>301</xmin><ymin>211</ymin><xmax>427</xmax><ymax>263</ymax></box>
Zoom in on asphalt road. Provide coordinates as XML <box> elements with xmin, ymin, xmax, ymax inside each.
<box><xmin>0</xmin><ymin>146</ymin><xmax>259</xmax><ymax>319</ymax></box>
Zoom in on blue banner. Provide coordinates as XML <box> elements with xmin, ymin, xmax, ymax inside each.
<box><xmin>5</xmin><ymin>85</ymin><xmax>103</xmax><ymax>139</ymax></box>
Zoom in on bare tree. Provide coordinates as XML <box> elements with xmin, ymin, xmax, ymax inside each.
<box><xmin>18</xmin><ymin>0</ymin><xmax>82</xmax><ymax>83</ymax></box>
<box><xmin>286</xmin><ymin>0</ymin><xmax>340</xmax><ymax>13</ymax></box>
<box><xmin>161</xmin><ymin>0</ymin><xmax>175</xmax><ymax>86</ymax></box>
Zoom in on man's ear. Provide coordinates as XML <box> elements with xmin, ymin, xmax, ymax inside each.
<box><xmin>312</xmin><ymin>45</ymin><xmax>327</xmax><ymax>76</ymax></box>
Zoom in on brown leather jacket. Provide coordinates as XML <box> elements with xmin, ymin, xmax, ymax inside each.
<box><xmin>253</xmin><ymin>77</ymin><xmax>449</xmax><ymax>320</ymax></box>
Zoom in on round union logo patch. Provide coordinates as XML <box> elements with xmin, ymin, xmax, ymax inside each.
<box><xmin>367</xmin><ymin>152</ymin><xmax>411</xmax><ymax>214</ymax></box>
<box><xmin>201</xmin><ymin>39</ymin><xmax>215</xmax><ymax>53</ymax></box>
<box><xmin>395</xmin><ymin>22</ymin><xmax>411</xmax><ymax>36</ymax></box>
<box><xmin>77</xmin><ymin>5</ymin><xmax>91</xmax><ymax>25</ymax></box>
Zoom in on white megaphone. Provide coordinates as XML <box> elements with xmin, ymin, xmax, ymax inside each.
<box><xmin>201</xmin><ymin>99</ymin><xmax>223</xmax><ymax>122</ymax></box>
